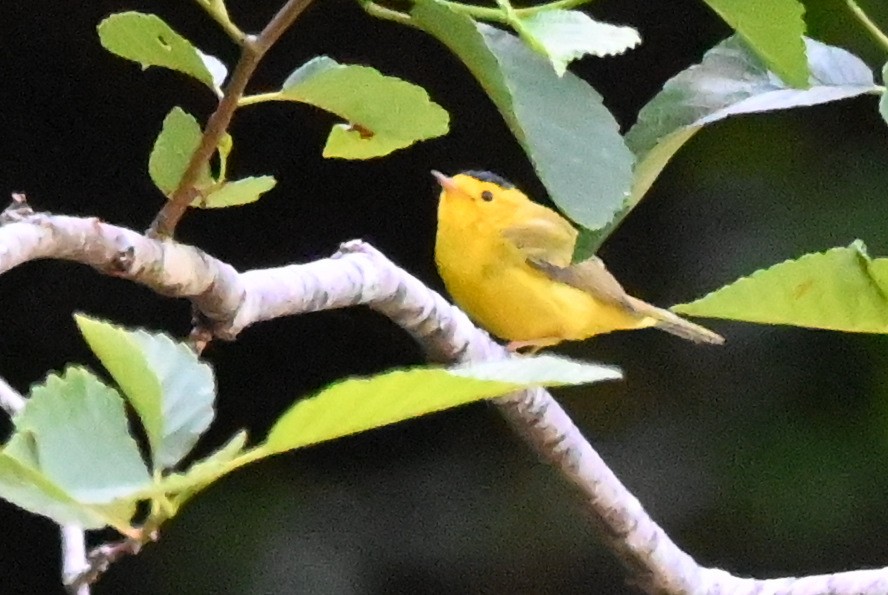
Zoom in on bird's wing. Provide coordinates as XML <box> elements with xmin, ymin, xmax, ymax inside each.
<box><xmin>527</xmin><ymin>256</ymin><xmax>638</xmax><ymax>312</ymax></box>
<box><xmin>500</xmin><ymin>208</ymin><xmax>578</xmax><ymax>267</ymax></box>
<box><xmin>531</xmin><ymin>258</ymin><xmax>725</xmax><ymax>344</ymax></box>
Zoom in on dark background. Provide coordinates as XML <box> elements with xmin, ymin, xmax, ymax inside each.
<box><xmin>2</xmin><ymin>0</ymin><xmax>888</xmax><ymax>593</ymax></box>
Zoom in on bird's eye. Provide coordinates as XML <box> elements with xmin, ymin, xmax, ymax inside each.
<box><xmin>481</xmin><ymin>190</ymin><xmax>494</xmax><ymax>202</ymax></box>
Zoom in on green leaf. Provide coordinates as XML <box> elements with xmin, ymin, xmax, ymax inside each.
<box><xmin>627</xmin><ymin>35</ymin><xmax>876</xmax><ymax>195</ymax></box>
<box><xmin>701</xmin><ymin>0</ymin><xmax>808</xmax><ymax>88</ymax></box>
<box><xmin>166</xmin><ymin>431</ymin><xmax>249</xmax><ymax>507</ymax></box>
<box><xmin>580</xmin><ymin>36</ymin><xmax>879</xmax><ymax>255</ymax></box>
<box><xmin>672</xmin><ymin>241</ymin><xmax>888</xmax><ymax>332</ymax></box>
<box><xmin>149</xmin><ymin>111</ymin><xmax>267</xmax><ymax>205</ymax></box>
<box><xmin>276</xmin><ymin>56</ymin><xmax>449</xmax><ymax>159</ymax></box>
<box><xmin>0</xmin><ymin>453</ymin><xmax>134</xmax><ymax>531</ymax></box>
<box><xmin>880</xmin><ymin>63</ymin><xmax>888</xmax><ymax>127</ymax></box>
<box><xmin>131</xmin><ymin>431</ymin><xmax>249</xmax><ymax>507</ymax></box>
<box><xmin>12</xmin><ymin>367</ymin><xmax>151</xmax><ymax>503</ymax></box>
<box><xmin>263</xmin><ymin>356</ymin><xmax>620</xmax><ymax>453</ymax></box>
<box><xmin>97</xmin><ymin>12</ymin><xmax>226</xmax><ymax>93</ymax></box>
<box><xmin>216</xmin><ymin>131</ymin><xmax>234</xmax><ymax>181</ymax></box>
<box><xmin>197</xmin><ymin>50</ymin><xmax>229</xmax><ymax>92</ymax></box>
<box><xmin>412</xmin><ymin>1</ymin><xmax>633</xmax><ymax>231</ymax></box>
<box><xmin>149</xmin><ymin>107</ymin><xmax>210</xmax><ymax>196</ymax></box>
<box><xmin>200</xmin><ymin>176</ymin><xmax>277</xmax><ymax>208</ymax></box>
<box><xmin>195</xmin><ymin>0</ymin><xmax>231</xmax><ymax>23</ymax></box>
<box><xmin>75</xmin><ymin>315</ymin><xmax>216</xmax><ymax>470</ymax></box>
<box><xmin>519</xmin><ymin>10</ymin><xmax>641</xmax><ymax>76</ymax></box>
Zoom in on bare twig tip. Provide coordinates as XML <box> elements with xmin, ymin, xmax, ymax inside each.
<box><xmin>335</xmin><ymin>239</ymin><xmax>367</xmax><ymax>257</ymax></box>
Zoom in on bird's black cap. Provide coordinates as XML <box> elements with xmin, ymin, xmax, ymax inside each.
<box><xmin>459</xmin><ymin>170</ymin><xmax>515</xmax><ymax>189</ymax></box>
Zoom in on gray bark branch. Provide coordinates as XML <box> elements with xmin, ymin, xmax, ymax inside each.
<box><xmin>0</xmin><ymin>205</ymin><xmax>884</xmax><ymax>594</ymax></box>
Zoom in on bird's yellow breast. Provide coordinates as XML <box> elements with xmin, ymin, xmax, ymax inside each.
<box><xmin>435</xmin><ymin>209</ymin><xmax>646</xmax><ymax>343</ymax></box>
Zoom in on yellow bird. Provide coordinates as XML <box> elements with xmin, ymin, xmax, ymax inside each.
<box><xmin>432</xmin><ymin>170</ymin><xmax>724</xmax><ymax>351</ymax></box>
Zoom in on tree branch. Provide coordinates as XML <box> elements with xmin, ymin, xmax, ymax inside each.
<box><xmin>61</xmin><ymin>525</ymin><xmax>90</xmax><ymax>595</ymax></box>
<box><xmin>0</xmin><ymin>375</ymin><xmax>90</xmax><ymax>595</ymax></box>
<box><xmin>0</xmin><ymin>375</ymin><xmax>25</xmax><ymax>417</ymax></box>
<box><xmin>149</xmin><ymin>0</ymin><xmax>316</xmax><ymax>237</ymax></box>
<box><xmin>1</xmin><ymin>202</ymin><xmax>887</xmax><ymax>594</ymax></box>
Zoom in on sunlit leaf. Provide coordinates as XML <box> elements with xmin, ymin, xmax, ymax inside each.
<box><xmin>200</xmin><ymin>176</ymin><xmax>277</xmax><ymax>208</ymax></box>
<box><xmin>276</xmin><ymin>56</ymin><xmax>449</xmax><ymax>159</ymax></box>
<box><xmin>216</xmin><ymin>131</ymin><xmax>234</xmax><ymax>181</ymax></box>
<box><xmin>519</xmin><ymin>10</ymin><xmax>641</xmax><ymax>76</ymax></box>
<box><xmin>149</xmin><ymin>107</ymin><xmax>210</xmax><ymax>196</ymax></box>
<box><xmin>0</xmin><ymin>453</ymin><xmax>134</xmax><ymax>530</ymax></box>
<box><xmin>673</xmin><ymin>241</ymin><xmax>888</xmax><ymax>332</ymax></box>
<box><xmin>264</xmin><ymin>356</ymin><xmax>620</xmax><ymax>453</ymax></box>
<box><xmin>701</xmin><ymin>0</ymin><xmax>808</xmax><ymax>88</ymax></box>
<box><xmin>97</xmin><ymin>12</ymin><xmax>226</xmax><ymax>93</ymax></box>
<box><xmin>412</xmin><ymin>0</ymin><xmax>633</xmax><ymax>232</ymax></box>
<box><xmin>134</xmin><ymin>431</ymin><xmax>249</xmax><ymax>506</ymax></box>
<box><xmin>12</xmin><ymin>367</ymin><xmax>151</xmax><ymax>503</ymax></box>
<box><xmin>76</xmin><ymin>315</ymin><xmax>216</xmax><ymax>470</ymax></box>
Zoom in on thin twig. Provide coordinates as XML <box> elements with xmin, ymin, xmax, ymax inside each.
<box><xmin>61</xmin><ymin>525</ymin><xmax>90</xmax><ymax>595</ymax></box>
<box><xmin>846</xmin><ymin>0</ymin><xmax>888</xmax><ymax>54</ymax></box>
<box><xmin>361</xmin><ymin>2</ymin><xmax>415</xmax><ymax>26</ymax></box>
<box><xmin>0</xmin><ymin>375</ymin><xmax>25</xmax><ymax>415</ymax></box>
<box><xmin>0</xmin><ymin>375</ymin><xmax>91</xmax><ymax>595</ymax></box>
<box><xmin>2</xmin><ymin>206</ymin><xmax>888</xmax><ymax>593</ymax></box>
<box><xmin>422</xmin><ymin>0</ymin><xmax>593</xmax><ymax>22</ymax></box>
<box><xmin>193</xmin><ymin>0</ymin><xmax>246</xmax><ymax>44</ymax></box>
<box><xmin>149</xmin><ymin>0</ymin><xmax>316</xmax><ymax>237</ymax></box>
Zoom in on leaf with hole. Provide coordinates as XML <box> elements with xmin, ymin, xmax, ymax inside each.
<box><xmin>97</xmin><ymin>12</ymin><xmax>227</xmax><ymax>93</ymax></box>
<box><xmin>672</xmin><ymin>241</ymin><xmax>888</xmax><ymax>332</ymax></box>
<box><xmin>275</xmin><ymin>56</ymin><xmax>449</xmax><ymax>159</ymax></box>
<box><xmin>412</xmin><ymin>0</ymin><xmax>633</xmax><ymax>233</ymax></box>
<box><xmin>263</xmin><ymin>355</ymin><xmax>620</xmax><ymax>453</ymax></box>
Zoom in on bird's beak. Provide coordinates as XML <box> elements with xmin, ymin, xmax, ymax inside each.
<box><xmin>431</xmin><ymin>170</ymin><xmax>459</xmax><ymax>193</ymax></box>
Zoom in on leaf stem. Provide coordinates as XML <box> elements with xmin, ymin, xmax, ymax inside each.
<box><xmin>493</xmin><ymin>0</ymin><xmax>548</xmax><ymax>54</ymax></box>
<box><xmin>194</xmin><ymin>0</ymin><xmax>247</xmax><ymax>44</ymax></box>
<box><xmin>360</xmin><ymin>1</ymin><xmax>415</xmax><ymax>26</ymax></box>
<box><xmin>846</xmin><ymin>0</ymin><xmax>888</xmax><ymax>54</ymax></box>
<box><xmin>237</xmin><ymin>92</ymin><xmax>285</xmax><ymax>107</ymax></box>
<box><xmin>149</xmin><ymin>0</ymin><xmax>316</xmax><ymax>237</ymax></box>
<box><xmin>435</xmin><ymin>0</ymin><xmax>508</xmax><ymax>22</ymax></box>
<box><xmin>516</xmin><ymin>0</ymin><xmax>592</xmax><ymax>16</ymax></box>
<box><xmin>434</xmin><ymin>0</ymin><xmax>592</xmax><ymax>22</ymax></box>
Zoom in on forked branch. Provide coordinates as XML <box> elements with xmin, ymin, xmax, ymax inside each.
<box><xmin>1</xmin><ymin>198</ymin><xmax>886</xmax><ymax>594</ymax></box>
<box><xmin>149</xmin><ymin>0</ymin><xmax>315</xmax><ymax>237</ymax></box>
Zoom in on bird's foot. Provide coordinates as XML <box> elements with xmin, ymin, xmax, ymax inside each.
<box><xmin>506</xmin><ymin>337</ymin><xmax>561</xmax><ymax>355</ymax></box>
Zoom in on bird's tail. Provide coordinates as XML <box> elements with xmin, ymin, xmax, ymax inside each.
<box><xmin>630</xmin><ymin>297</ymin><xmax>725</xmax><ymax>345</ymax></box>
<box><xmin>655</xmin><ymin>315</ymin><xmax>725</xmax><ymax>345</ymax></box>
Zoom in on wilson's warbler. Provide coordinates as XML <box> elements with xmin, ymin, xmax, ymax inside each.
<box><xmin>432</xmin><ymin>170</ymin><xmax>724</xmax><ymax>351</ymax></box>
